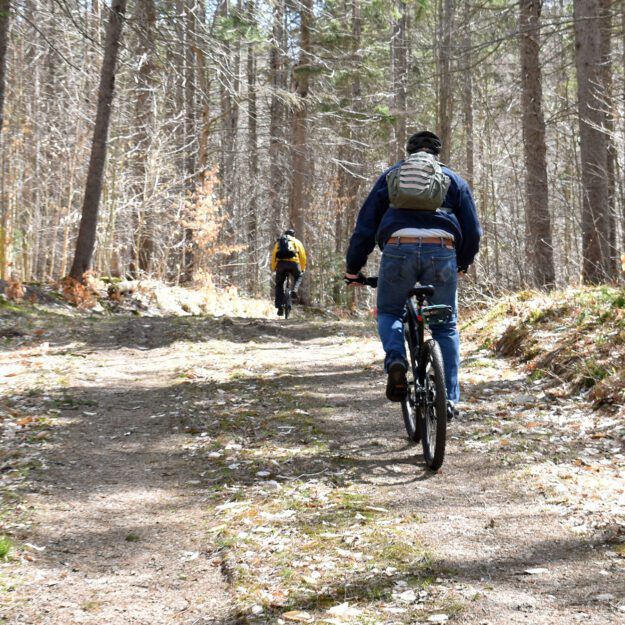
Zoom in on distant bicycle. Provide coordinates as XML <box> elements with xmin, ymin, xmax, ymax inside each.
<box><xmin>346</xmin><ymin>275</ymin><xmax>452</xmax><ymax>470</ymax></box>
<box><xmin>282</xmin><ymin>273</ymin><xmax>295</xmax><ymax>319</ymax></box>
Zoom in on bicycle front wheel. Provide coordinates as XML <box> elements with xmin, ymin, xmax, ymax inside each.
<box><xmin>401</xmin><ymin>318</ymin><xmax>421</xmax><ymax>443</ymax></box>
<box><xmin>419</xmin><ymin>339</ymin><xmax>447</xmax><ymax>470</ymax></box>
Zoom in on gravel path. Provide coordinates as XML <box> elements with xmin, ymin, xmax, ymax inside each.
<box><xmin>1</xmin><ymin>312</ymin><xmax>623</xmax><ymax>624</ymax></box>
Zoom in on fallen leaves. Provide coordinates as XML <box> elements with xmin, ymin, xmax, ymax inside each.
<box><xmin>283</xmin><ymin>610</ymin><xmax>313</xmax><ymax>622</ymax></box>
<box><xmin>325</xmin><ymin>602</ymin><xmax>363</xmax><ymax>618</ymax></box>
<box><xmin>523</xmin><ymin>567</ymin><xmax>549</xmax><ymax>576</ymax></box>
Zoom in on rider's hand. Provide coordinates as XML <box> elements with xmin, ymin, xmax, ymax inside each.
<box><xmin>344</xmin><ymin>272</ymin><xmax>365</xmax><ymax>287</ymax></box>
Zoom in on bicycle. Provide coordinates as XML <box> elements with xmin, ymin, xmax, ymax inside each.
<box><xmin>282</xmin><ymin>273</ymin><xmax>294</xmax><ymax>319</ymax></box>
<box><xmin>346</xmin><ymin>275</ymin><xmax>452</xmax><ymax>470</ymax></box>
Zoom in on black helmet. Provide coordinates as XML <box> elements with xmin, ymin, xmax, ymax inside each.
<box><xmin>285</xmin><ymin>228</ymin><xmax>295</xmax><ymax>236</ymax></box>
<box><xmin>406</xmin><ymin>131</ymin><xmax>442</xmax><ymax>155</ymax></box>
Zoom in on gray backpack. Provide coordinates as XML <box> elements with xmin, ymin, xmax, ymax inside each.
<box><xmin>386</xmin><ymin>152</ymin><xmax>451</xmax><ymax>211</ymax></box>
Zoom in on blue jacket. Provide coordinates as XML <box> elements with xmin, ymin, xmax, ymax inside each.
<box><xmin>345</xmin><ymin>162</ymin><xmax>482</xmax><ymax>273</ymax></box>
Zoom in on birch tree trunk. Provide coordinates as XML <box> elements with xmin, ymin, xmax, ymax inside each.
<box><xmin>70</xmin><ymin>0</ymin><xmax>127</xmax><ymax>280</ymax></box>
<box><xmin>520</xmin><ymin>0</ymin><xmax>555</xmax><ymax>288</ymax></box>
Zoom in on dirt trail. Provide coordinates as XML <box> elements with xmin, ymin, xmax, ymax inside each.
<box><xmin>1</xmin><ymin>313</ymin><xmax>624</xmax><ymax>624</ymax></box>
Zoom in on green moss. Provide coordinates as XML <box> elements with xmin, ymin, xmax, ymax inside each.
<box><xmin>528</xmin><ymin>304</ymin><xmax>570</xmax><ymax>324</ymax></box>
<box><xmin>0</xmin><ymin>536</ymin><xmax>12</xmax><ymax>560</ymax></box>
<box><xmin>0</xmin><ymin>298</ymin><xmax>24</xmax><ymax>312</ymax></box>
<box><xmin>578</xmin><ymin>360</ymin><xmax>611</xmax><ymax>389</ymax></box>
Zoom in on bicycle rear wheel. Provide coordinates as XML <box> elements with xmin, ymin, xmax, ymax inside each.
<box><xmin>284</xmin><ymin>291</ymin><xmax>291</xmax><ymax>319</ymax></box>
<box><xmin>401</xmin><ymin>317</ymin><xmax>421</xmax><ymax>443</ymax></box>
<box><xmin>419</xmin><ymin>339</ymin><xmax>447</xmax><ymax>470</ymax></box>
<box><xmin>283</xmin><ymin>276</ymin><xmax>293</xmax><ymax>319</ymax></box>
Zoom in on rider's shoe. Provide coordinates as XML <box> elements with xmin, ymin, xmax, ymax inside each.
<box><xmin>291</xmin><ymin>290</ymin><xmax>298</xmax><ymax>300</ymax></box>
<box><xmin>447</xmin><ymin>401</ymin><xmax>459</xmax><ymax>422</ymax></box>
<box><xmin>386</xmin><ymin>360</ymin><xmax>408</xmax><ymax>402</ymax></box>
<box><xmin>277</xmin><ymin>307</ymin><xmax>284</xmax><ymax>316</ymax></box>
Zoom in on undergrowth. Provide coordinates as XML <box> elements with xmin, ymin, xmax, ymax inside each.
<box><xmin>464</xmin><ymin>286</ymin><xmax>625</xmax><ymax>408</ymax></box>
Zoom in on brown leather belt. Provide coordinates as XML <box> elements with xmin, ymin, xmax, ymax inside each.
<box><xmin>386</xmin><ymin>236</ymin><xmax>454</xmax><ymax>249</ymax></box>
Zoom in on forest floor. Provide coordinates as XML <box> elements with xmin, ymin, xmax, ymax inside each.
<box><xmin>0</xmin><ymin>288</ymin><xmax>624</xmax><ymax>625</ymax></box>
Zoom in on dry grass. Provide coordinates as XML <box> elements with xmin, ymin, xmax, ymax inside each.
<box><xmin>463</xmin><ymin>286</ymin><xmax>625</xmax><ymax>410</ymax></box>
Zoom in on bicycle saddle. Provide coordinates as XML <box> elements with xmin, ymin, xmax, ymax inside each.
<box><xmin>408</xmin><ymin>285</ymin><xmax>435</xmax><ymax>298</ymax></box>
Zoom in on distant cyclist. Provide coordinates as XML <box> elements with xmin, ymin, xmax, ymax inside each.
<box><xmin>271</xmin><ymin>228</ymin><xmax>307</xmax><ymax>316</ymax></box>
<box><xmin>344</xmin><ymin>131</ymin><xmax>482</xmax><ymax>420</ymax></box>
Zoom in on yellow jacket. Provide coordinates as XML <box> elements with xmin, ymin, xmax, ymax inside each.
<box><xmin>271</xmin><ymin>236</ymin><xmax>307</xmax><ymax>272</ymax></box>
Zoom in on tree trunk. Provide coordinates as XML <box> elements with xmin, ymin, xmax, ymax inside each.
<box><xmin>390</xmin><ymin>0</ymin><xmax>407</xmax><ymax>162</ymax></box>
<box><xmin>600</xmin><ymin>0</ymin><xmax>617</xmax><ymax>276</ymax></box>
<box><xmin>437</xmin><ymin>0</ymin><xmax>454</xmax><ymax>163</ymax></box>
<box><xmin>129</xmin><ymin>0</ymin><xmax>156</xmax><ymax>277</ymax></box>
<box><xmin>573</xmin><ymin>0</ymin><xmax>610</xmax><ymax>284</ymax></box>
<box><xmin>181</xmin><ymin>0</ymin><xmax>199</xmax><ymax>283</ymax></box>
<box><xmin>269</xmin><ymin>0</ymin><xmax>286</xmax><ymax>236</ymax></box>
<box><xmin>246</xmin><ymin>0</ymin><xmax>259</xmax><ymax>294</ymax></box>
<box><xmin>519</xmin><ymin>0</ymin><xmax>555</xmax><ymax>288</ymax></box>
<box><xmin>461</xmin><ymin>0</ymin><xmax>474</xmax><ymax>189</ymax></box>
<box><xmin>289</xmin><ymin>0</ymin><xmax>312</xmax><ymax>241</ymax></box>
<box><xmin>0</xmin><ymin>0</ymin><xmax>9</xmax><ymax>134</ymax></box>
<box><xmin>0</xmin><ymin>0</ymin><xmax>10</xmax><ymax>280</ymax></box>
<box><xmin>70</xmin><ymin>0</ymin><xmax>127</xmax><ymax>280</ymax></box>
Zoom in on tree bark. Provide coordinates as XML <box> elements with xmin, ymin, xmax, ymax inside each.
<box><xmin>461</xmin><ymin>0</ymin><xmax>474</xmax><ymax>190</ymax></box>
<box><xmin>70</xmin><ymin>0</ymin><xmax>127</xmax><ymax>280</ymax></box>
<box><xmin>0</xmin><ymin>0</ymin><xmax>10</xmax><ymax>280</ymax></box>
<box><xmin>390</xmin><ymin>0</ymin><xmax>407</xmax><ymax>162</ymax></box>
<box><xmin>246</xmin><ymin>0</ymin><xmax>259</xmax><ymax>294</ymax></box>
<box><xmin>519</xmin><ymin>0</ymin><xmax>555</xmax><ymax>288</ymax></box>
<box><xmin>289</xmin><ymin>0</ymin><xmax>312</xmax><ymax>241</ymax></box>
<box><xmin>129</xmin><ymin>0</ymin><xmax>157</xmax><ymax>277</ymax></box>
<box><xmin>573</xmin><ymin>0</ymin><xmax>610</xmax><ymax>284</ymax></box>
<box><xmin>0</xmin><ymin>0</ymin><xmax>9</xmax><ymax>134</ymax></box>
<box><xmin>437</xmin><ymin>0</ymin><xmax>454</xmax><ymax>163</ymax></box>
<box><xmin>268</xmin><ymin>0</ymin><xmax>286</xmax><ymax>237</ymax></box>
<box><xmin>600</xmin><ymin>0</ymin><xmax>617</xmax><ymax>275</ymax></box>
<box><xmin>181</xmin><ymin>0</ymin><xmax>200</xmax><ymax>283</ymax></box>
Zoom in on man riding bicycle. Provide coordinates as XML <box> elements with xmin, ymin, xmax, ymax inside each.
<box><xmin>271</xmin><ymin>228</ymin><xmax>307</xmax><ymax>316</ymax></box>
<box><xmin>344</xmin><ymin>131</ymin><xmax>482</xmax><ymax>420</ymax></box>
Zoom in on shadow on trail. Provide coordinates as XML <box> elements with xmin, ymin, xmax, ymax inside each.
<box><xmin>13</xmin><ymin>361</ymin><xmax>607</xmax><ymax>577</ymax></box>
<box><xmin>1</xmin><ymin>309</ymin><xmax>373</xmax><ymax>354</ymax></box>
<box><xmin>4</xmin><ymin>309</ymin><xmax>618</xmax><ymax>619</ymax></box>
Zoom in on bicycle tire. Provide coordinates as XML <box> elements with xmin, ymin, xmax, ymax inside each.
<box><xmin>419</xmin><ymin>339</ymin><xmax>447</xmax><ymax>470</ymax></box>
<box><xmin>401</xmin><ymin>317</ymin><xmax>421</xmax><ymax>443</ymax></box>
<box><xmin>283</xmin><ymin>276</ymin><xmax>292</xmax><ymax>320</ymax></box>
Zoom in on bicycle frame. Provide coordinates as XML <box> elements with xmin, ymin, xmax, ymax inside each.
<box><xmin>404</xmin><ymin>287</ymin><xmax>437</xmax><ymax>368</ymax></box>
<box><xmin>348</xmin><ymin>274</ymin><xmax>451</xmax><ymax>469</ymax></box>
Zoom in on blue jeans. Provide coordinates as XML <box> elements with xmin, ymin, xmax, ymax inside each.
<box><xmin>376</xmin><ymin>242</ymin><xmax>460</xmax><ymax>403</ymax></box>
